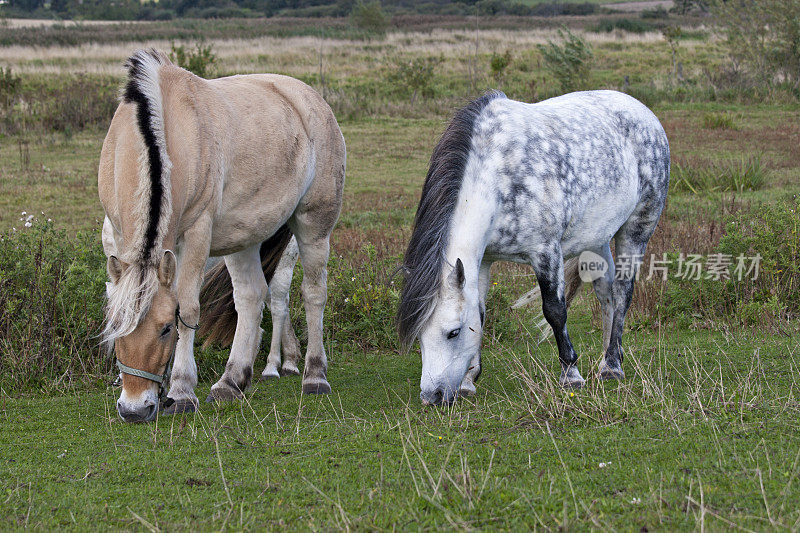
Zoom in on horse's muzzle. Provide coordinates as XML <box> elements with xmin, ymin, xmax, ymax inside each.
<box><xmin>420</xmin><ymin>384</ymin><xmax>457</xmax><ymax>406</ymax></box>
<box><xmin>117</xmin><ymin>398</ymin><xmax>157</xmax><ymax>423</ymax></box>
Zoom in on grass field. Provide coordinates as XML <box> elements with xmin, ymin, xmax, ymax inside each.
<box><xmin>2</xmin><ymin>14</ymin><xmax>800</xmax><ymax>531</ymax></box>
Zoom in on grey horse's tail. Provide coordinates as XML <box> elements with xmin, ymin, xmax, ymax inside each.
<box><xmin>511</xmin><ymin>257</ymin><xmax>583</xmax><ymax>342</ymax></box>
<box><xmin>198</xmin><ymin>225</ymin><xmax>293</xmax><ymax>348</ymax></box>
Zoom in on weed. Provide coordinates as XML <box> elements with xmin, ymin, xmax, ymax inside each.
<box><xmin>671</xmin><ymin>155</ymin><xmax>767</xmax><ymax>194</ymax></box>
<box><xmin>701</xmin><ymin>111</ymin><xmax>738</xmax><ymax>130</ymax></box>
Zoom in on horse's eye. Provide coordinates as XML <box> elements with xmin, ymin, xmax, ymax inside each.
<box><xmin>161</xmin><ymin>324</ymin><xmax>173</xmax><ymax>337</ymax></box>
<box><xmin>447</xmin><ymin>328</ymin><xmax>461</xmax><ymax>340</ymax></box>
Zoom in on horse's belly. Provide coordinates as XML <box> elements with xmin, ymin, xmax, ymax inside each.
<box><xmin>560</xmin><ymin>189</ymin><xmax>638</xmax><ymax>258</ymax></box>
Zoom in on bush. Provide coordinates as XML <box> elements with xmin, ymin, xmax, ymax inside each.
<box><xmin>537</xmin><ymin>28</ymin><xmax>594</xmax><ymax>93</ymax></box>
<box><xmin>386</xmin><ymin>55</ymin><xmax>442</xmax><ymax>103</ymax></box>
<box><xmin>169</xmin><ymin>41</ymin><xmax>217</xmax><ymax>79</ymax></box>
<box><xmin>712</xmin><ymin>0</ymin><xmax>800</xmax><ymax>89</ymax></box>
<box><xmin>659</xmin><ymin>197</ymin><xmax>800</xmax><ymax>327</ymax></box>
<box><xmin>590</xmin><ymin>18</ymin><xmax>655</xmax><ymax>34</ymax></box>
<box><xmin>490</xmin><ymin>50</ymin><xmax>512</xmax><ymax>84</ymax></box>
<box><xmin>350</xmin><ymin>0</ymin><xmax>389</xmax><ymax>35</ymax></box>
<box><xmin>0</xmin><ymin>66</ymin><xmax>20</xmax><ymax>109</ymax></box>
<box><xmin>0</xmin><ymin>74</ymin><xmax>118</xmax><ymax>136</ymax></box>
<box><xmin>0</xmin><ymin>220</ymin><xmax>109</xmax><ymax>390</ymax></box>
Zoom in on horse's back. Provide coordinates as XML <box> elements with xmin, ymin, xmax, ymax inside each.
<box><xmin>477</xmin><ymin>91</ymin><xmax>668</xmax><ymax>259</ymax></box>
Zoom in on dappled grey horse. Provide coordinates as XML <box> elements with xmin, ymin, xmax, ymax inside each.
<box><xmin>398</xmin><ymin>90</ymin><xmax>669</xmax><ymax>405</ymax></box>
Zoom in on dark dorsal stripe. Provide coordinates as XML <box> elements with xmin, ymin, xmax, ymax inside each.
<box><xmin>397</xmin><ymin>91</ymin><xmax>505</xmax><ymax>347</ymax></box>
<box><xmin>123</xmin><ymin>50</ymin><xmax>164</xmax><ymax>264</ymax></box>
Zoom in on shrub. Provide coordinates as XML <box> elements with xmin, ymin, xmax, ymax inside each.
<box><xmin>0</xmin><ymin>220</ymin><xmax>109</xmax><ymax>391</ymax></box>
<box><xmin>654</xmin><ymin>197</ymin><xmax>799</xmax><ymax>328</ymax></box>
<box><xmin>0</xmin><ymin>66</ymin><xmax>20</xmax><ymax>109</ymax></box>
<box><xmin>490</xmin><ymin>50</ymin><xmax>512</xmax><ymax>84</ymax></box>
<box><xmin>590</xmin><ymin>18</ymin><xmax>654</xmax><ymax>34</ymax></box>
<box><xmin>386</xmin><ymin>55</ymin><xmax>442</xmax><ymax>103</ymax></box>
<box><xmin>642</xmin><ymin>6</ymin><xmax>669</xmax><ymax>19</ymax></box>
<box><xmin>537</xmin><ymin>28</ymin><xmax>594</xmax><ymax>93</ymax></box>
<box><xmin>169</xmin><ymin>41</ymin><xmax>217</xmax><ymax>79</ymax></box>
<box><xmin>712</xmin><ymin>0</ymin><xmax>800</xmax><ymax>89</ymax></box>
<box><xmin>350</xmin><ymin>0</ymin><xmax>389</xmax><ymax>35</ymax></box>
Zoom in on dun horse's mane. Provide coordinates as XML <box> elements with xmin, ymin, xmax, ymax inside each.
<box><xmin>102</xmin><ymin>49</ymin><xmax>174</xmax><ymax>351</ymax></box>
<box><xmin>397</xmin><ymin>91</ymin><xmax>505</xmax><ymax>348</ymax></box>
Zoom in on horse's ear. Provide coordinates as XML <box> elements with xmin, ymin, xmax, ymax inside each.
<box><xmin>158</xmin><ymin>250</ymin><xmax>177</xmax><ymax>287</ymax></box>
<box><xmin>448</xmin><ymin>258</ymin><xmax>466</xmax><ymax>291</ymax></box>
<box><xmin>107</xmin><ymin>255</ymin><xmax>129</xmax><ymax>284</ymax></box>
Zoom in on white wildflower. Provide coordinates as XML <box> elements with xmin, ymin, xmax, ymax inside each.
<box><xmin>599</xmin><ymin>462</ymin><xmax>611</xmax><ymax>468</ymax></box>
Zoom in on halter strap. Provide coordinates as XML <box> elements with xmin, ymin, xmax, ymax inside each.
<box><xmin>114</xmin><ymin>306</ymin><xmax>198</xmax><ymax>403</ymax></box>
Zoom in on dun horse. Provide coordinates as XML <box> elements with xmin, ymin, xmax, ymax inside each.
<box><xmin>399</xmin><ymin>90</ymin><xmax>669</xmax><ymax>405</ymax></box>
<box><xmin>100</xmin><ymin>50</ymin><xmax>345</xmax><ymax>422</ymax></box>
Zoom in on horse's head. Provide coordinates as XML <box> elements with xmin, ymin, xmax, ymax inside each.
<box><xmin>106</xmin><ymin>250</ymin><xmax>178</xmax><ymax>422</ymax></box>
<box><xmin>417</xmin><ymin>259</ymin><xmax>483</xmax><ymax>406</ymax></box>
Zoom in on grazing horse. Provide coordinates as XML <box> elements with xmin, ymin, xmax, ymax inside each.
<box><xmin>398</xmin><ymin>90</ymin><xmax>669</xmax><ymax>405</ymax></box>
<box><xmin>99</xmin><ymin>50</ymin><xmax>345</xmax><ymax>422</ymax></box>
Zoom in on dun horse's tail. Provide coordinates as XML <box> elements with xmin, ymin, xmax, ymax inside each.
<box><xmin>198</xmin><ymin>225</ymin><xmax>294</xmax><ymax>348</ymax></box>
<box><xmin>511</xmin><ymin>257</ymin><xmax>583</xmax><ymax>342</ymax></box>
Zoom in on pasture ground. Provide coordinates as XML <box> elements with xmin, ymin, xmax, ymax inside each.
<box><xmin>2</xmin><ymin>19</ymin><xmax>800</xmax><ymax>531</ymax></box>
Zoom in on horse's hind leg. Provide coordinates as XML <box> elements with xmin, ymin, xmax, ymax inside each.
<box><xmin>533</xmin><ymin>244</ymin><xmax>585</xmax><ymax>389</ymax></box>
<box><xmin>600</xmin><ymin>206</ymin><xmax>661</xmax><ymax>380</ymax></box>
<box><xmin>292</xmin><ymin>232</ymin><xmax>333</xmax><ymax>395</ymax></box>
<box><xmin>208</xmin><ymin>244</ymin><xmax>267</xmax><ymax>401</ymax></box>
<box><xmin>591</xmin><ymin>243</ymin><xmax>616</xmax><ymax>354</ymax></box>
<box><xmin>261</xmin><ymin>237</ymin><xmax>301</xmax><ymax>380</ymax></box>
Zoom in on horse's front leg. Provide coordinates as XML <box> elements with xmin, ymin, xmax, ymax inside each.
<box><xmin>163</xmin><ymin>217</ymin><xmax>213</xmax><ymax>415</ymax></box>
<box><xmin>460</xmin><ymin>259</ymin><xmax>493</xmax><ymax>397</ymax></box>
<box><xmin>208</xmin><ymin>244</ymin><xmax>267</xmax><ymax>401</ymax></box>
<box><xmin>533</xmin><ymin>246</ymin><xmax>585</xmax><ymax>389</ymax></box>
<box><xmin>294</xmin><ymin>234</ymin><xmax>332</xmax><ymax>395</ymax></box>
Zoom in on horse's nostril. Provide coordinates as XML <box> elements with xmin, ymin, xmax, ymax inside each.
<box><xmin>421</xmin><ymin>387</ymin><xmax>444</xmax><ymax>406</ymax></box>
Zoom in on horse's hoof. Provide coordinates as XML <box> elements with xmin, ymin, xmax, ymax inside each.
<box><xmin>260</xmin><ymin>365</ymin><xmax>280</xmax><ymax>381</ymax></box>
<box><xmin>161</xmin><ymin>398</ymin><xmax>197</xmax><ymax>415</ymax></box>
<box><xmin>206</xmin><ymin>387</ymin><xmax>243</xmax><ymax>403</ymax></box>
<box><xmin>459</xmin><ymin>381</ymin><xmax>477</xmax><ymax>397</ymax></box>
<box><xmin>598</xmin><ymin>360</ymin><xmax>625</xmax><ymax>381</ymax></box>
<box><xmin>302</xmin><ymin>379</ymin><xmax>331</xmax><ymax>395</ymax></box>
<box><xmin>560</xmin><ymin>366</ymin><xmax>586</xmax><ymax>389</ymax></box>
<box><xmin>280</xmin><ymin>363</ymin><xmax>300</xmax><ymax>376</ymax></box>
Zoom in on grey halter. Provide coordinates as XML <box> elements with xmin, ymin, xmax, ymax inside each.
<box><xmin>114</xmin><ymin>306</ymin><xmax>199</xmax><ymax>404</ymax></box>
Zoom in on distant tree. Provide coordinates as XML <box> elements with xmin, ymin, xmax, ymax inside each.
<box><xmin>350</xmin><ymin>0</ymin><xmax>388</xmax><ymax>34</ymax></box>
<box><xmin>8</xmin><ymin>0</ymin><xmax>44</xmax><ymax>11</ymax></box>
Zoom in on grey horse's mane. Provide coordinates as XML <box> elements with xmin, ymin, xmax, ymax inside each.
<box><xmin>397</xmin><ymin>91</ymin><xmax>505</xmax><ymax>348</ymax></box>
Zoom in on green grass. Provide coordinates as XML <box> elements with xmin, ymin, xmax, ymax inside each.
<box><xmin>2</xmin><ymin>29</ymin><xmax>800</xmax><ymax>528</ymax></box>
<box><xmin>3</xmin><ymin>312</ymin><xmax>800</xmax><ymax>530</ymax></box>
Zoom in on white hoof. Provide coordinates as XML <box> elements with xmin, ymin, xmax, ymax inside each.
<box><xmin>280</xmin><ymin>362</ymin><xmax>300</xmax><ymax>376</ymax></box>
<box><xmin>560</xmin><ymin>366</ymin><xmax>585</xmax><ymax>389</ymax></box>
<box><xmin>260</xmin><ymin>364</ymin><xmax>280</xmax><ymax>381</ymax></box>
